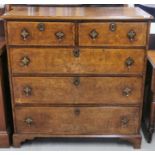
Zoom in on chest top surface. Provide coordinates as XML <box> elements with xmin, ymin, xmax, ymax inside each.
<box><xmin>2</xmin><ymin>6</ymin><xmax>153</xmax><ymax>21</ymax></box>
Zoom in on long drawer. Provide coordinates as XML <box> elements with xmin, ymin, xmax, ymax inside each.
<box><xmin>15</xmin><ymin>106</ymin><xmax>140</xmax><ymax>134</ymax></box>
<box><xmin>9</xmin><ymin>48</ymin><xmax>145</xmax><ymax>75</ymax></box>
<box><xmin>79</xmin><ymin>22</ymin><xmax>147</xmax><ymax>46</ymax></box>
<box><xmin>12</xmin><ymin>77</ymin><xmax>142</xmax><ymax>105</ymax></box>
<box><xmin>7</xmin><ymin>22</ymin><xmax>75</xmax><ymax>46</ymax></box>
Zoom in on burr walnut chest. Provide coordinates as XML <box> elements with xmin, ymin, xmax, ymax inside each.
<box><xmin>3</xmin><ymin>6</ymin><xmax>152</xmax><ymax>148</ymax></box>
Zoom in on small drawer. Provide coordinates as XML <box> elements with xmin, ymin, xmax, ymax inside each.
<box><xmin>12</xmin><ymin>77</ymin><xmax>142</xmax><ymax>105</ymax></box>
<box><xmin>9</xmin><ymin>48</ymin><xmax>145</xmax><ymax>75</ymax></box>
<box><xmin>15</xmin><ymin>106</ymin><xmax>140</xmax><ymax>135</ymax></box>
<box><xmin>79</xmin><ymin>22</ymin><xmax>147</xmax><ymax>46</ymax></box>
<box><xmin>7</xmin><ymin>22</ymin><xmax>75</xmax><ymax>46</ymax></box>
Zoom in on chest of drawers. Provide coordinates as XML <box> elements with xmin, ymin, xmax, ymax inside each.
<box><xmin>3</xmin><ymin>6</ymin><xmax>152</xmax><ymax>148</ymax></box>
<box><xmin>142</xmin><ymin>51</ymin><xmax>155</xmax><ymax>143</ymax></box>
<box><xmin>0</xmin><ymin>38</ymin><xmax>10</xmax><ymax>147</ymax></box>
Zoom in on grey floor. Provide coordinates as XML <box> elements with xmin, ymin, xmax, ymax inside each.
<box><xmin>0</xmin><ymin>132</ymin><xmax>155</xmax><ymax>151</ymax></box>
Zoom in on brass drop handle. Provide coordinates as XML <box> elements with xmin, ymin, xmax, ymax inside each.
<box><xmin>23</xmin><ymin>86</ymin><xmax>32</xmax><ymax>96</ymax></box>
<box><xmin>73</xmin><ymin>77</ymin><xmax>80</xmax><ymax>86</ymax></box>
<box><xmin>89</xmin><ymin>29</ymin><xmax>99</xmax><ymax>40</ymax></box>
<box><xmin>37</xmin><ymin>23</ymin><xmax>45</xmax><ymax>31</ymax></box>
<box><xmin>20</xmin><ymin>56</ymin><xmax>30</xmax><ymax>67</ymax></box>
<box><xmin>127</xmin><ymin>30</ymin><xmax>136</xmax><ymax>41</ymax></box>
<box><xmin>25</xmin><ymin>117</ymin><xmax>33</xmax><ymax>126</ymax></box>
<box><xmin>73</xmin><ymin>48</ymin><xmax>80</xmax><ymax>57</ymax></box>
<box><xmin>121</xmin><ymin>117</ymin><xmax>129</xmax><ymax>125</ymax></box>
<box><xmin>122</xmin><ymin>87</ymin><xmax>132</xmax><ymax>97</ymax></box>
<box><xmin>55</xmin><ymin>31</ymin><xmax>65</xmax><ymax>40</ymax></box>
<box><xmin>21</xmin><ymin>28</ymin><xmax>30</xmax><ymax>40</ymax></box>
<box><xmin>74</xmin><ymin>108</ymin><xmax>80</xmax><ymax>116</ymax></box>
<box><xmin>125</xmin><ymin>57</ymin><xmax>134</xmax><ymax>68</ymax></box>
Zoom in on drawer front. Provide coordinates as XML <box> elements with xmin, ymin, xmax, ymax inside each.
<box><xmin>10</xmin><ymin>48</ymin><xmax>145</xmax><ymax>75</ymax></box>
<box><xmin>79</xmin><ymin>22</ymin><xmax>147</xmax><ymax>46</ymax></box>
<box><xmin>13</xmin><ymin>77</ymin><xmax>142</xmax><ymax>105</ymax></box>
<box><xmin>15</xmin><ymin>107</ymin><xmax>140</xmax><ymax>134</ymax></box>
<box><xmin>7</xmin><ymin>22</ymin><xmax>75</xmax><ymax>46</ymax></box>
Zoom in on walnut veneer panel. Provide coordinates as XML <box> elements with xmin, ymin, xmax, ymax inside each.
<box><xmin>10</xmin><ymin>48</ymin><xmax>145</xmax><ymax>75</ymax></box>
<box><xmin>7</xmin><ymin>22</ymin><xmax>75</xmax><ymax>46</ymax></box>
<box><xmin>12</xmin><ymin>77</ymin><xmax>142</xmax><ymax>105</ymax></box>
<box><xmin>15</xmin><ymin>106</ymin><xmax>139</xmax><ymax>135</ymax></box>
<box><xmin>79</xmin><ymin>22</ymin><xmax>147</xmax><ymax>46</ymax></box>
